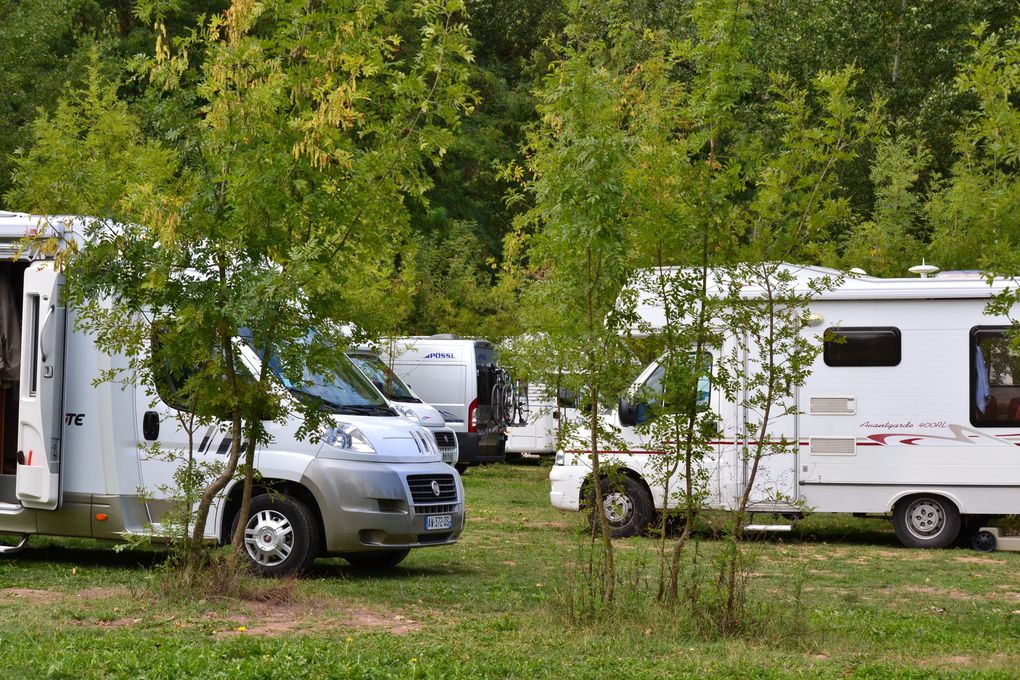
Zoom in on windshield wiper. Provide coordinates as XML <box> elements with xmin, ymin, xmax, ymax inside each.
<box><xmin>336</xmin><ymin>404</ymin><xmax>397</xmax><ymax>417</ymax></box>
<box><xmin>387</xmin><ymin>395</ymin><xmax>422</xmax><ymax>404</ymax></box>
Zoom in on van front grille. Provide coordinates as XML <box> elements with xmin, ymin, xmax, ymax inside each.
<box><xmin>434</xmin><ymin>431</ymin><xmax>456</xmax><ymax>450</ymax></box>
<box><xmin>406</xmin><ymin>474</ymin><xmax>458</xmax><ymax>503</ymax></box>
<box><xmin>415</xmin><ymin>503</ymin><xmax>458</xmax><ymax>514</ymax></box>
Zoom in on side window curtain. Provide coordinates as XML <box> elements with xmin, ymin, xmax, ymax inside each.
<box><xmin>971</xmin><ymin>326</ymin><xmax>1020</xmax><ymax>427</ymax></box>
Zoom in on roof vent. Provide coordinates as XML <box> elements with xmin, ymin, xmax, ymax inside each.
<box><xmin>908</xmin><ymin>261</ymin><xmax>939</xmax><ymax>279</ymax></box>
<box><xmin>430</xmin><ymin>333</ymin><xmax>459</xmax><ymax>339</ymax></box>
<box><xmin>934</xmin><ymin>270</ymin><xmax>985</xmax><ymax>280</ymax></box>
<box><xmin>848</xmin><ymin>267</ymin><xmax>867</xmax><ymax>276</ymax></box>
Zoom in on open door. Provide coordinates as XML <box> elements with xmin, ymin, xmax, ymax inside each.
<box><xmin>15</xmin><ymin>260</ymin><xmax>66</xmax><ymax>510</ymax></box>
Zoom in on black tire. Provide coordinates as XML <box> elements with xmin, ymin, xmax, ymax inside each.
<box><xmin>588</xmin><ymin>476</ymin><xmax>653</xmax><ymax>538</ymax></box>
<box><xmin>454</xmin><ymin>463</ymin><xmax>469</xmax><ymax>474</ymax></box>
<box><xmin>232</xmin><ymin>494</ymin><xmax>321</xmax><ymax>577</ymax></box>
<box><xmin>892</xmin><ymin>494</ymin><xmax>961</xmax><ymax>549</ymax></box>
<box><xmin>972</xmin><ymin>530</ymin><xmax>997</xmax><ymax>553</ymax></box>
<box><xmin>342</xmin><ymin>548</ymin><xmax>411</xmax><ymax>570</ymax></box>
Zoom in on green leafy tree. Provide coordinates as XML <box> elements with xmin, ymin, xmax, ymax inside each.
<box><xmin>7</xmin><ymin>0</ymin><xmax>474</xmax><ymax>582</ymax></box>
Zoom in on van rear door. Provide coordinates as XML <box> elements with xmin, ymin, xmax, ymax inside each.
<box><xmin>15</xmin><ymin>260</ymin><xmax>66</xmax><ymax>510</ymax></box>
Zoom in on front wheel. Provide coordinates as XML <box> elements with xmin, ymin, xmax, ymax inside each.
<box><xmin>892</xmin><ymin>494</ymin><xmax>961</xmax><ymax>549</ymax></box>
<box><xmin>233</xmin><ymin>494</ymin><xmax>321</xmax><ymax>576</ymax></box>
<box><xmin>588</xmin><ymin>476</ymin><xmax>653</xmax><ymax>538</ymax></box>
<box><xmin>342</xmin><ymin>549</ymin><xmax>411</xmax><ymax>570</ymax></box>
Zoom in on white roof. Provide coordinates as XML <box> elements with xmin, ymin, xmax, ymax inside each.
<box><xmin>631</xmin><ymin>263</ymin><xmax>1019</xmax><ymax>334</ymax></box>
<box><xmin>0</xmin><ymin>211</ymin><xmax>86</xmax><ymax>259</ymax></box>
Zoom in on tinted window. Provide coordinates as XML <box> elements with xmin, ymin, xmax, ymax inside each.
<box><xmin>971</xmin><ymin>326</ymin><xmax>1020</xmax><ymax>427</ymax></box>
<box><xmin>823</xmin><ymin>327</ymin><xmax>901</xmax><ymax>367</ymax></box>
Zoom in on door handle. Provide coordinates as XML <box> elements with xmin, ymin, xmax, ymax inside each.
<box><xmin>142</xmin><ymin>411</ymin><xmax>160</xmax><ymax>441</ymax></box>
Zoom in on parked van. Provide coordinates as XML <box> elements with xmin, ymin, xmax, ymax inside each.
<box><xmin>383</xmin><ymin>336</ymin><xmax>510</xmax><ymax>468</ymax></box>
<box><xmin>346</xmin><ymin>347</ymin><xmax>459</xmax><ymax>466</ymax></box>
<box><xmin>506</xmin><ymin>382</ymin><xmax>578</xmax><ymax>456</ymax></box>
<box><xmin>551</xmin><ymin>264</ymin><xmax>1020</xmax><ymax>549</ymax></box>
<box><xmin>0</xmin><ymin>212</ymin><xmax>464</xmax><ymax>573</ymax></box>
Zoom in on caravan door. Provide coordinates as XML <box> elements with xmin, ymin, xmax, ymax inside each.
<box><xmin>15</xmin><ymin>260</ymin><xmax>66</xmax><ymax>510</ymax></box>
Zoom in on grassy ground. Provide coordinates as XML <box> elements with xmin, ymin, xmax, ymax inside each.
<box><xmin>1</xmin><ymin>462</ymin><xmax>1019</xmax><ymax>678</ymax></box>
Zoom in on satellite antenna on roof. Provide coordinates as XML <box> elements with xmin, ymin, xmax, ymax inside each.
<box><xmin>908</xmin><ymin>260</ymin><xmax>939</xmax><ymax>279</ymax></box>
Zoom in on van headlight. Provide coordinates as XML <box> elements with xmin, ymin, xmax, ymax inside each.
<box><xmin>554</xmin><ymin>450</ymin><xmax>565</xmax><ymax>466</ymax></box>
<box><xmin>394</xmin><ymin>405</ymin><xmax>421</xmax><ymax>423</ymax></box>
<box><xmin>324</xmin><ymin>423</ymin><xmax>376</xmax><ymax>453</ymax></box>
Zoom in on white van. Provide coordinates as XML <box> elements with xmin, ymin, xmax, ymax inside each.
<box><xmin>551</xmin><ymin>264</ymin><xmax>1020</xmax><ymax>549</ymax></box>
<box><xmin>346</xmin><ymin>347</ymin><xmax>459</xmax><ymax>466</ymax></box>
<box><xmin>0</xmin><ymin>212</ymin><xmax>464</xmax><ymax>573</ymax></box>
<box><xmin>505</xmin><ymin>382</ymin><xmax>577</xmax><ymax>456</ymax></box>
<box><xmin>383</xmin><ymin>336</ymin><xmax>509</xmax><ymax>468</ymax></box>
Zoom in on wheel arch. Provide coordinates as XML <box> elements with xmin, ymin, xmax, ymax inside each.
<box><xmin>220</xmin><ymin>478</ymin><xmax>326</xmax><ymax>550</ymax></box>
<box><xmin>579</xmin><ymin>464</ymin><xmax>654</xmax><ymax>509</ymax></box>
<box><xmin>887</xmin><ymin>489</ymin><xmax>965</xmax><ymax>515</ymax></box>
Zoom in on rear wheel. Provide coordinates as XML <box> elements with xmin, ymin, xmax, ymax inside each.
<box><xmin>233</xmin><ymin>494</ymin><xmax>321</xmax><ymax>576</ymax></box>
<box><xmin>892</xmin><ymin>494</ymin><xmax>961</xmax><ymax>549</ymax></box>
<box><xmin>342</xmin><ymin>548</ymin><xmax>411</xmax><ymax>570</ymax></box>
<box><xmin>588</xmin><ymin>476</ymin><xmax>653</xmax><ymax>538</ymax></box>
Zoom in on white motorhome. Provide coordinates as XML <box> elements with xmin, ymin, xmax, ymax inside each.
<box><xmin>0</xmin><ymin>212</ymin><xmax>464</xmax><ymax>573</ymax></box>
<box><xmin>551</xmin><ymin>264</ymin><xmax>1020</xmax><ymax>549</ymax></box>
<box><xmin>346</xmin><ymin>347</ymin><xmax>459</xmax><ymax>466</ymax></box>
<box><xmin>506</xmin><ymin>382</ymin><xmax>577</xmax><ymax>456</ymax></box>
<box><xmin>383</xmin><ymin>336</ymin><xmax>509</xmax><ymax>469</ymax></box>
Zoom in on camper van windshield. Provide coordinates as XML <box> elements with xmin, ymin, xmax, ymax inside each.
<box><xmin>348</xmin><ymin>353</ymin><xmax>420</xmax><ymax>403</ymax></box>
<box><xmin>243</xmin><ymin>331</ymin><xmax>393</xmax><ymax>415</ymax></box>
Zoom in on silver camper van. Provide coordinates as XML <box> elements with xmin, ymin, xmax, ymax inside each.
<box><xmin>0</xmin><ymin>213</ymin><xmax>464</xmax><ymax>573</ymax></box>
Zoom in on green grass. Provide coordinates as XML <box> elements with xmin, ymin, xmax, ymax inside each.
<box><xmin>2</xmin><ymin>462</ymin><xmax>1020</xmax><ymax>678</ymax></box>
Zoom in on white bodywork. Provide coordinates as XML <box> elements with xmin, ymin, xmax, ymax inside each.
<box><xmin>383</xmin><ymin>336</ymin><xmax>507</xmax><ymax>465</ymax></box>
<box><xmin>0</xmin><ymin>212</ymin><xmax>465</xmax><ymax>557</ymax></box>
<box><xmin>346</xmin><ymin>349</ymin><xmax>459</xmax><ymax>466</ymax></box>
<box><xmin>506</xmin><ymin>382</ymin><xmax>577</xmax><ymax>455</ymax></box>
<box><xmin>551</xmin><ymin>265</ymin><xmax>1020</xmax><ymax>534</ymax></box>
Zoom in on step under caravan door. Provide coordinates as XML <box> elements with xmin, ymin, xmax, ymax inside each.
<box><xmin>16</xmin><ymin>260</ymin><xmax>66</xmax><ymax>510</ymax></box>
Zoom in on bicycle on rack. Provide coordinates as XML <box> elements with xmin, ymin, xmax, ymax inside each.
<box><xmin>490</xmin><ymin>366</ymin><xmax>529</xmax><ymax>427</ymax></box>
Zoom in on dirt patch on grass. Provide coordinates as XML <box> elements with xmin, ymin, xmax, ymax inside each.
<box><xmin>873</xmin><ymin>550</ymin><xmax>931</xmax><ymax>561</ymax></box>
<box><xmin>954</xmin><ymin>556</ymin><xmax>1002</xmax><ymax>565</ymax></box>
<box><xmin>0</xmin><ymin>588</ymin><xmax>62</xmax><ymax>603</ymax></box>
<box><xmin>213</xmin><ymin>598</ymin><xmax>422</xmax><ymax>638</ymax></box>
<box><xmin>75</xmin><ymin>586</ymin><xmax>132</xmax><ymax>600</ymax></box>
<box><xmin>902</xmin><ymin>585</ymin><xmax>980</xmax><ymax>601</ymax></box>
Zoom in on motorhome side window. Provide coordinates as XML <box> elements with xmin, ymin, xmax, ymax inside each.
<box><xmin>971</xmin><ymin>326</ymin><xmax>1020</xmax><ymax>427</ymax></box>
<box><xmin>823</xmin><ymin>327</ymin><xmax>901</xmax><ymax>367</ymax></box>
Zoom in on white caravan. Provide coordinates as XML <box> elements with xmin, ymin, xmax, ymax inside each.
<box><xmin>0</xmin><ymin>212</ymin><xmax>464</xmax><ymax>573</ymax></box>
<box><xmin>551</xmin><ymin>264</ymin><xmax>1020</xmax><ymax>549</ymax></box>
<box><xmin>346</xmin><ymin>347</ymin><xmax>459</xmax><ymax>466</ymax></box>
<box><xmin>506</xmin><ymin>382</ymin><xmax>578</xmax><ymax>456</ymax></box>
<box><xmin>383</xmin><ymin>336</ymin><xmax>508</xmax><ymax>468</ymax></box>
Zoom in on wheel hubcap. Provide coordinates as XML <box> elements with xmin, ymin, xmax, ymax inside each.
<box><xmin>603</xmin><ymin>492</ymin><xmax>633</xmax><ymax>525</ymax></box>
<box><xmin>244</xmin><ymin>509</ymin><xmax>294</xmax><ymax>566</ymax></box>
<box><xmin>905</xmin><ymin>499</ymin><xmax>945</xmax><ymax>539</ymax></box>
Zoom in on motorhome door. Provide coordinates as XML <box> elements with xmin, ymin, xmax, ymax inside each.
<box><xmin>15</xmin><ymin>260</ymin><xmax>66</xmax><ymax>510</ymax></box>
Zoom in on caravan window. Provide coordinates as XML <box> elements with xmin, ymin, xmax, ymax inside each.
<box><xmin>823</xmin><ymin>327</ymin><xmax>901</xmax><ymax>367</ymax></box>
<box><xmin>971</xmin><ymin>326</ymin><xmax>1020</xmax><ymax>427</ymax></box>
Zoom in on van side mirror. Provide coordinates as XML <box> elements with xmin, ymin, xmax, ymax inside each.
<box><xmin>619</xmin><ymin>398</ymin><xmax>637</xmax><ymax>427</ymax></box>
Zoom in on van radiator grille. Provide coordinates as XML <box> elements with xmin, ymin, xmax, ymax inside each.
<box><xmin>415</xmin><ymin>503</ymin><xmax>458</xmax><ymax>514</ymax></box>
<box><xmin>406</xmin><ymin>474</ymin><xmax>458</xmax><ymax>503</ymax></box>
<box><xmin>809</xmin><ymin>437</ymin><xmax>856</xmax><ymax>456</ymax></box>
<box><xmin>434</xmin><ymin>431</ymin><xmax>456</xmax><ymax>450</ymax></box>
<box><xmin>809</xmin><ymin>396</ymin><xmax>856</xmax><ymax>415</ymax></box>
